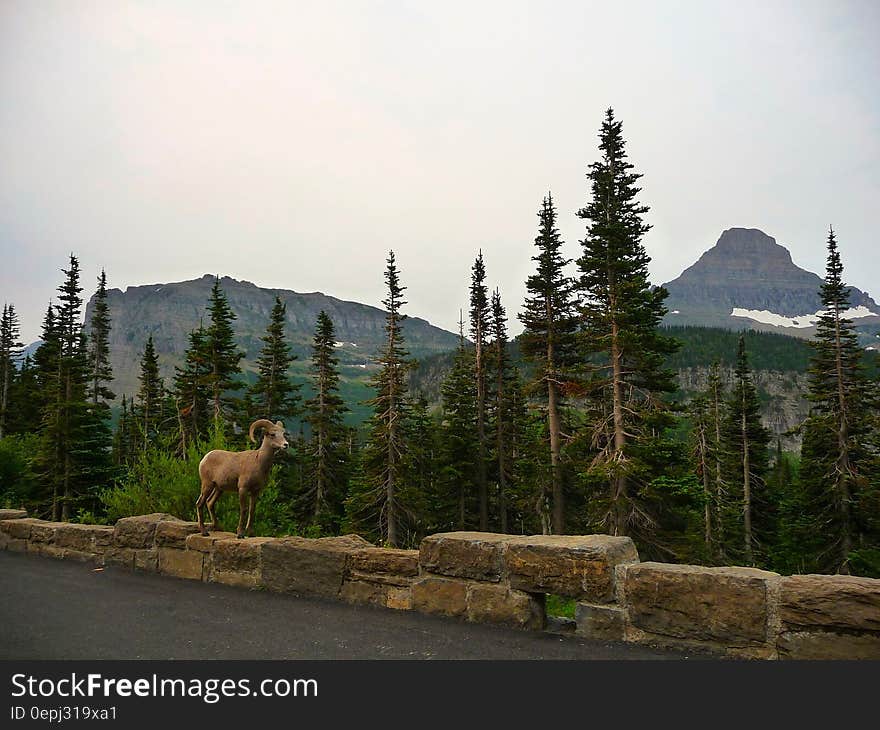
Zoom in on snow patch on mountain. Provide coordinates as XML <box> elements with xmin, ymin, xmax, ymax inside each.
<box><xmin>731</xmin><ymin>305</ymin><xmax>877</xmax><ymax>329</ymax></box>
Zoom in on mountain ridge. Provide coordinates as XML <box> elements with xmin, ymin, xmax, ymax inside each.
<box><xmin>84</xmin><ymin>273</ymin><xmax>460</xmax><ymax>404</ymax></box>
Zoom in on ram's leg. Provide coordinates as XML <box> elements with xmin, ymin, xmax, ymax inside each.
<box><xmin>236</xmin><ymin>489</ymin><xmax>247</xmax><ymax>539</ymax></box>
<box><xmin>206</xmin><ymin>488</ymin><xmax>221</xmax><ymax>530</ymax></box>
<box><xmin>196</xmin><ymin>483</ymin><xmax>211</xmax><ymax>536</ymax></box>
<box><xmin>245</xmin><ymin>493</ymin><xmax>257</xmax><ymax>537</ymax></box>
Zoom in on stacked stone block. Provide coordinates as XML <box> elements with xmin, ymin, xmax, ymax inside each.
<box><xmin>614</xmin><ymin>563</ymin><xmax>781</xmax><ymax>658</ymax></box>
<box><xmin>776</xmin><ymin>575</ymin><xmax>880</xmax><ymax>659</ymax></box>
<box><xmin>414</xmin><ymin>532</ymin><xmax>639</xmax><ymax>632</ymax></box>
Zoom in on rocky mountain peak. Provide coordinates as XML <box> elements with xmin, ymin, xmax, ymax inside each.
<box><xmin>712</xmin><ymin>227</ymin><xmax>792</xmax><ymax>262</ymax></box>
<box><xmin>675</xmin><ymin>228</ymin><xmax>799</xmax><ymax>282</ymax></box>
<box><xmin>662</xmin><ymin>227</ymin><xmax>880</xmax><ymax>333</ymax></box>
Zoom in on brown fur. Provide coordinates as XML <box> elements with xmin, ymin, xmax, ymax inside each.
<box><xmin>195</xmin><ymin>419</ymin><xmax>288</xmax><ymax>538</ymax></box>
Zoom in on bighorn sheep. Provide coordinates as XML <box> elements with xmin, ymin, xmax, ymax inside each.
<box><xmin>195</xmin><ymin>419</ymin><xmax>289</xmax><ymax>538</ymax></box>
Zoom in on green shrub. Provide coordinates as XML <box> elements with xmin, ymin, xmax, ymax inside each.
<box><xmin>0</xmin><ymin>434</ymin><xmax>39</xmax><ymax>509</ymax></box>
<box><xmin>73</xmin><ymin>509</ymin><xmax>111</xmax><ymax>526</ymax></box>
<box><xmin>545</xmin><ymin>594</ymin><xmax>576</xmax><ymax>619</ymax></box>
<box><xmin>848</xmin><ymin>549</ymin><xmax>880</xmax><ymax>579</ymax></box>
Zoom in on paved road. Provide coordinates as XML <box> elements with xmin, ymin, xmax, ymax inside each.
<box><xmin>0</xmin><ymin>551</ymin><xmax>702</xmax><ymax>660</ymax></box>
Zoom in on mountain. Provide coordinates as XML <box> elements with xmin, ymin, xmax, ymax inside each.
<box><xmin>662</xmin><ymin>228</ymin><xmax>880</xmax><ymax>337</ymax></box>
<box><xmin>84</xmin><ymin>274</ymin><xmax>459</xmax><ymax>406</ymax></box>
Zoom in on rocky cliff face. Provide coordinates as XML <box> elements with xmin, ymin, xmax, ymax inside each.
<box><xmin>85</xmin><ymin>274</ymin><xmax>459</xmax><ymax>402</ymax></box>
<box><xmin>676</xmin><ymin>365</ymin><xmax>809</xmax><ymax>449</ymax></box>
<box><xmin>663</xmin><ymin>228</ymin><xmax>880</xmax><ymax>334</ymax></box>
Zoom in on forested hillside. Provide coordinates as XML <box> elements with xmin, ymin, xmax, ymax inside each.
<box><xmin>82</xmin><ymin>274</ymin><xmax>460</xmax><ymax>404</ymax></box>
<box><xmin>409</xmin><ymin>325</ymin><xmax>824</xmax><ymax>446</ymax></box>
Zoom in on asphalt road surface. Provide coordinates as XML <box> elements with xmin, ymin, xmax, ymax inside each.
<box><xmin>0</xmin><ymin>551</ymin><xmax>702</xmax><ymax>660</ymax></box>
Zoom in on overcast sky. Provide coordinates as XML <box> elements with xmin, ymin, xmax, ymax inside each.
<box><xmin>1</xmin><ymin>0</ymin><xmax>878</xmax><ymax>343</ymax></box>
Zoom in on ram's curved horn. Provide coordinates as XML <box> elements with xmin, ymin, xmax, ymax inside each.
<box><xmin>248</xmin><ymin>419</ymin><xmax>276</xmax><ymax>443</ymax></box>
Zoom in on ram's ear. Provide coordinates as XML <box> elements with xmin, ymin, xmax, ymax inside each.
<box><xmin>276</xmin><ymin>420</ymin><xmax>284</xmax><ymax>429</ymax></box>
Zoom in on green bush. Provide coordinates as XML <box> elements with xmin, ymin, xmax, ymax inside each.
<box><xmin>848</xmin><ymin>549</ymin><xmax>880</xmax><ymax>579</ymax></box>
<box><xmin>545</xmin><ymin>594</ymin><xmax>576</xmax><ymax>619</ymax></box>
<box><xmin>0</xmin><ymin>434</ymin><xmax>40</xmax><ymax>509</ymax></box>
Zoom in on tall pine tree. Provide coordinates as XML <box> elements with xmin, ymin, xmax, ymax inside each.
<box><xmin>303</xmin><ymin>310</ymin><xmax>349</xmax><ymax>530</ymax></box>
<box><xmin>79</xmin><ymin>270</ymin><xmax>116</xmax><ymax>509</ymax></box>
<box><xmin>519</xmin><ymin>192</ymin><xmax>579</xmax><ymax>534</ymax></box>
<box><xmin>173</xmin><ymin>325</ymin><xmax>211</xmax><ymax>452</ymax></box>
<box><xmin>576</xmin><ymin>108</ymin><xmax>678</xmax><ymax>540</ymax></box>
<box><xmin>7</xmin><ymin>354</ymin><xmax>41</xmax><ymax>434</ymax></box>
<box><xmin>345</xmin><ymin>252</ymin><xmax>412</xmax><ymax>546</ymax></box>
<box><xmin>706</xmin><ymin>361</ymin><xmax>728</xmax><ymax>560</ymax></box>
<box><xmin>689</xmin><ymin>393</ymin><xmax>714</xmax><ymax>555</ymax></box>
<box><xmin>403</xmin><ymin>396</ymin><xmax>440</xmax><ymax>537</ymax></box>
<box><xmin>489</xmin><ymin>288</ymin><xmax>520</xmax><ymax>533</ymax></box>
<box><xmin>687</xmin><ymin>361</ymin><xmax>728</xmax><ymax>562</ymax></box>
<box><xmin>0</xmin><ymin>303</ymin><xmax>24</xmax><ymax>439</ymax></box>
<box><xmin>722</xmin><ymin>336</ymin><xmax>771</xmax><ymax>565</ymax></box>
<box><xmin>439</xmin><ymin>316</ymin><xmax>479</xmax><ymax>531</ymax></box>
<box><xmin>136</xmin><ymin>335</ymin><xmax>165</xmax><ymax>451</ymax></box>
<box><xmin>204</xmin><ymin>278</ymin><xmax>244</xmax><ymax>425</ymax></box>
<box><xmin>36</xmin><ymin>255</ymin><xmax>91</xmax><ymax>520</ymax></box>
<box><xmin>33</xmin><ymin>304</ymin><xmax>60</xmax><ymax>408</ymax></box>
<box><xmin>470</xmin><ymin>252</ymin><xmax>490</xmax><ymax>530</ymax></box>
<box><xmin>800</xmin><ymin>228</ymin><xmax>875</xmax><ymax>573</ymax></box>
<box><xmin>86</xmin><ymin>270</ymin><xmax>115</xmax><ymax>406</ymax></box>
<box><xmin>249</xmin><ymin>296</ymin><xmax>300</xmax><ymax>423</ymax></box>
<box><xmin>112</xmin><ymin>394</ymin><xmax>135</xmax><ymax>466</ymax></box>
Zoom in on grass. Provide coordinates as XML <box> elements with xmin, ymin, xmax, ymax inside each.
<box><xmin>545</xmin><ymin>594</ymin><xmax>577</xmax><ymax>619</ymax></box>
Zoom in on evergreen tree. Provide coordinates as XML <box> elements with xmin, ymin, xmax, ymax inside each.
<box><xmin>439</xmin><ymin>317</ymin><xmax>479</xmax><ymax>530</ymax></box>
<box><xmin>722</xmin><ymin>335</ymin><xmax>772</xmax><ymax>565</ymax></box>
<box><xmin>402</xmin><ymin>396</ymin><xmax>440</xmax><ymax>539</ymax></box>
<box><xmin>345</xmin><ymin>252</ymin><xmax>412</xmax><ymax>546</ymax></box>
<box><xmin>33</xmin><ymin>304</ymin><xmax>61</xmax><ymax>403</ymax></box>
<box><xmin>767</xmin><ymin>438</ymin><xmax>803</xmax><ymax>571</ymax></box>
<box><xmin>706</xmin><ymin>361</ymin><xmax>728</xmax><ymax>560</ymax></box>
<box><xmin>173</xmin><ymin>325</ymin><xmax>211</xmax><ymax>453</ymax></box>
<box><xmin>135</xmin><ymin>335</ymin><xmax>164</xmax><ymax>451</ymax></box>
<box><xmin>689</xmin><ymin>394</ymin><xmax>714</xmax><ymax>555</ymax></box>
<box><xmin>575</xmin><ymin>108</ymin><xmax>678</xmax><ymax>541</ymax></box>
<box><xmin>7</xmin><ymin>354</ymin><xmax>41</xmax><ymax>434</ymax></box>
<box><xmin>79</xmin><ymin>270</ymin><xmax>116</xmax><ymax>509</ymax></box>
<box><xmin>303</xmin><ymin>310</ymin><xmax>349</xmax><ymax>530</ymax></box>
<box><xmin>31</xmin><ymin>304</ymin><xmax>63</xmax><ymax>513</ymax></box>
<box><xmin>54</xmin><ymin>254</ymin><xmax>89</xmax><ymax>521</ymax></box>
<box><xmin>249</xmin><ymin>296</ymin><xmax>300</xmax><ymax>423</ymax></box>
<box><xmin>204</xmin><ymin>278</ymin><xmax>244</xmax><ymax>424</ymax></box>
<box><xmin>86</xmin><ymin>270</ymin><xmax>115</xmax><ymax>406</ymax></box>
<box><xmin>470</xmin><ymin>251</ymin><xmax>490</xmax><ymax>530</ymax></box>
<box><xmin>0</xmin><ymin>303</ymin><xmax>24</xmax><ymax>439</ymax></box>
<box><xmin>800</xmin><ymin>228</ymin><xmax>876</xmax><ymax>573</ymax></box>
<box><xmin>688</xmin><ymin>361</ymin><xmax>728</xmax><ymax>562</ymax></box>
<box><xmin>36</xmin><ymin>255</ymin><xmax>91</xmax><ymax>520</ymax></box>
<box><xmin>112</xmin><ymin>394</ymin><xmax>135</xmax><ymax>466</ymax></box>
<box><xmin>519</xmin><ymin>192</ymin><xmax>579</xmax><ymax>533</ymax></box>
<box><xmin>489</xmin><ymin>288</ymin><xmax>519</xmax><ymax>533</ymax></box>
<box><xmin>506</xmin><ymin>369</ymin><xmax>540</xmax><ymax>534</ymax></box>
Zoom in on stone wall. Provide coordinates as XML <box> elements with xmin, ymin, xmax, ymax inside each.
<box><xmin>1</xmin><ymin>509</ymin><xmax>878</xmax><ymax>659</ymax></box>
